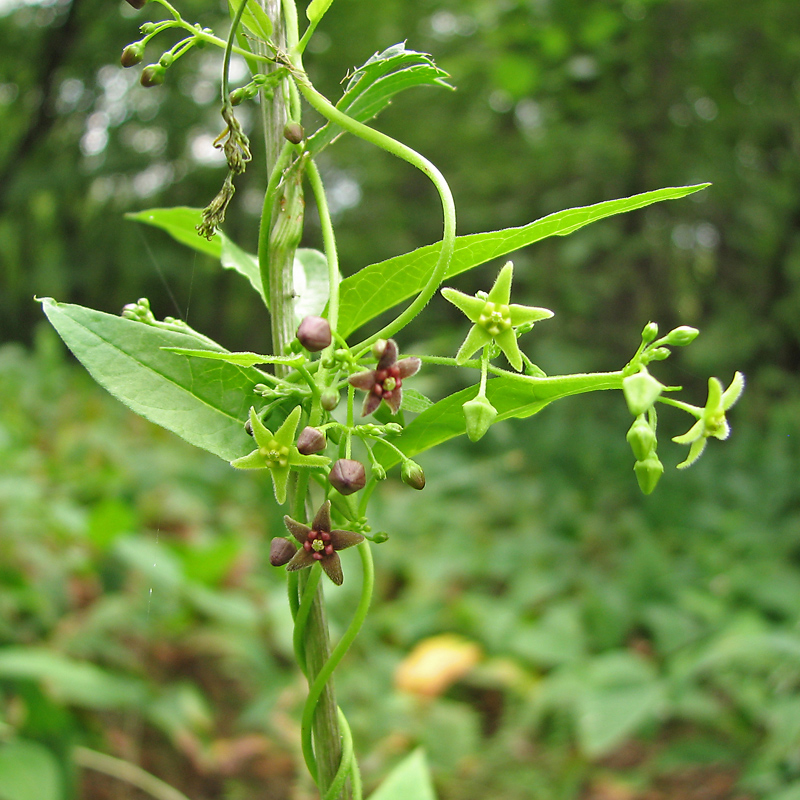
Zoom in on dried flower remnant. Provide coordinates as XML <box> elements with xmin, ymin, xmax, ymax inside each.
<box><xmin>283</xmin><ymin>501</ymin><xmax>365</xmax><ymax>585</ymax></box>
<box><xmin>349</xmin><ymin>339</ymin><xmax>421</xmax><ymax>416</ymax></box>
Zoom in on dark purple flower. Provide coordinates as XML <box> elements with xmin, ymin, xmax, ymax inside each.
<box><xmin>283</xmin><ymin>501</ymin><xmax>364</xmax><ymax>585</ymax></box>
<box><xmin>348</xmin><ymin>339</ymin><xmax>420</xmax><ymax>416</ymax></box>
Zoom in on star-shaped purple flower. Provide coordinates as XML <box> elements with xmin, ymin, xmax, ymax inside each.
<box><xmin>348</xmin><ymin>339</ymin><xmax>421</xmax><ymax>416</ymax></box>
<box><xmin>283</xmin><ymin>501</ymin><xmax>365</xmax><ymax>586</ymax></box>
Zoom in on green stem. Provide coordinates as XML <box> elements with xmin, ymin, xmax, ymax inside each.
<box><xmin>222</xmin><ymin>0</ymin><xmax>250</xmax><ymax>100</ymax></box>
<box><xmin>657</xmin><ymin>395</ymin><xmax>702</xmax><ymax>417</ymax></box>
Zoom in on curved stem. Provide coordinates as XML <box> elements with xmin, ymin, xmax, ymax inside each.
<box><xmin>221</xmin><ymin>0</ymin><xmax>250</xmax><ymax>100</ymax></box>
<box><xmin>323</xmin><ymin>708</ymin><xmax>355</xmax><ymax>800</ymax></box>
<box><xmin>293</xmin><ymin>564</ymin><xmax>323</xmax><ymax>680</ymax></box>
<box><xmin>294</xmin><ymin>80</ymin><xmax>456</xmax><ymax>354</ymax></box>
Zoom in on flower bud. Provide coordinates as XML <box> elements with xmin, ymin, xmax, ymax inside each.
<box><xmin>663</xmin><ymin>326</ymin><xmax>699</xmax><ymax>346</ymax></box>
<box><xmin>371</xmin><ymin>339</ymin><xmax>388</xmax><ymax>360</ymax></box>
<box><xmin>622</xmin><ymin>371</ymin><xmax>663</xmax><ymax>416</ymax></box>
<box><xmin>372</xmin><ymin>464</ymin><xmax>387</xmax><ymax>481</ymax></box>
<box><xmin>140</xmin><ymin>22</ymin><xmax>157</xmax><ymax>34</ymax></box>
<box><xmin>641</xmin><ymin>322</ymin><xmax>659</xmax><ymax>344</ymax></box>
<box><xmin>229</xmin><ymin>87</ymin><xmax>247</xmax><ymax>106</ymax></box>
<box><xmin>244</xmin><ymin>417</ymin><xmax>254</xmax><ymax>436</ymax></box>
<box><xmin>401</xmin><ymin>460</ymin><xmax>426</xmax><ymax>490</ymax></box>
<box><xmin>296</xmin><ymin>315</ymin><xmax>332</xmax><ymax>352</ymax></box>
<box><xmin>462</xmin><ymin>395</ymin><xmax>497</xmax><ymax>442</ymax></box>
<box><xmin>158</xmin><ymin>52</ymin><xmax>174</xmax><ymax>69</ymax></box>
<box><xmin>269</xmin><ymin>537</ymin><xmax>296</xmax><ymax>566</ymax></box>
<box><xmin>648</xmin><ymin>347</ymin><xmax>671</xmax><ymax>361</ymax></box>
<box><xmin>140</xmin><ymin>64</ymin><xmax>165</xmax><ymax>88</ymax></box>
<box><xmin>297</xmin><ymin>426</ymin><xmax>326</xmax><ymax>455</ymax></box>
<box><xmin>329</xmin><ymin>459</ymin><xmax>366</xmax><ymax>495</ymax></box>
<box><xmin>634</xmin><ymin>455</ymin><xmax>664</xmax><ymax>495</ymax></box>
<box><xmin>125</xmin><ymin>0</ymin><xmax>148</xmax><ymax>9</ymax></box>
<box><xmin>626</xmin><ymin>416</ymin><xmax>656</xmax><ymax>461</ymax></box>
<box><xmin>120</xmin><ymin>42</ymin><xmax>145</xmax><ymax>68</ymax></box>
<box><xmin>321</xmin><ymin>389</ymin><xmax>339</xmax><ymax>411</ymax></box>
<box><xmin>372</xmin><ymin>532</ymin><xmax>389</xmax><ymax>543</ymax></box>
<box><xmin>284</xmin><ymin>122</ymin><xmax>305</xmax><ymax>144</ymax></box>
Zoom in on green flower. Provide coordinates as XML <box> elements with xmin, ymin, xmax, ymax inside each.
<box><xmin>672</xmin><ymin>372</ymin><xmax>745</xmax><ymax>469</ymax></box>
<box><xmin>441</xmin><ymin>261</ymin><xmax>553</xmax><ymax>371</ymax></box>
<box><xmin>231</xmin><ymin>406</ymin><xmax>329</xmax><ymax>503</ymax></box>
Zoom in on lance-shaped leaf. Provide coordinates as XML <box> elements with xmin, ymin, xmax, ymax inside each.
<box><xmin>40</xmin><ymin>298</ymin><xmax>259</xmax><ymax>462</ymax></box>
<box><xmin>336</xmin><ymin>184</ymin><xmax>710</xmax><ymax>338</ymax></box>
<box><xmin>307</xmin><ymin>43</ymin><xmax>452</xmax><ymax>154</ymax></box>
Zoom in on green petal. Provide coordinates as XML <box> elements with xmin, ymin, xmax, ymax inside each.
<box><xmin>248</xmin><ymin>407</ymin><xmax>275</xmax><ymax>450</ymax></box>
<box><xmin>486</xmin><ymin>261</ymin><xmax>514</xmax><ymax>304</ymax></box>
<box><xmin>288</xmin><ymin>451</ymin><xmax>330</xmax><ymax>469</ymax></box>
<box><xmin>508</xmin><ymin>303</ymin><xmax>554</xmax><ymax>326</ymax></box>
<box><xmin>455</xmin><ymin>324</ymin><xmax>492</xmax><ymax>364</ymax></box>
<box><xmin>722</xmin><ymin>371</ymin><xmax>745</xmax><ymax>410</ymax></box>
<box><xmin>441</xmin><ymin>287</ymin><xmax>486</xmax><ymax>323</ymax></box>
<box><xmin>672</xmin><ymin>418</ymin><xmax>704</xmax><ymax>445</ymax></box>
<box><xmin>494</xmin><ymin>327</ymin><xmax>523</xmax><ymax>371</ymax></box>
<box><xmin>676</xmin><ymin>436</ymin><xmax>707</xmax><ymax>469</ymax></box>
<box><xmin>274</xmin><ymin>405</ymin><xmax>302</xmax><ymax>447</ymax></box>
<box><xmin>271</xmin><ymin>464</ymin><xmax>291</xmax><ymax>504</ymax></box>
<box><xmin>230</xmin><ymin>450</ymin><xmax>267</xmax><ymax>469</ymax></box>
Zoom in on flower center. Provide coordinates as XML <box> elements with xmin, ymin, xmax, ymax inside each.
<box><xmin>259</xmin><ymin>439</ymin><xmax>290</xmax><ymax>468</ymax></box>
<box><xmin>478</xmin><ymin>302</ymin><xmax>511</xmax><ymax>336</ymax></box>
<box><xmin>373</xmin><ymin>365</ymin><xmax>402</xmax><ymax>397</ymax></box>
<box><xmin>303</xmin><ymin>529</ymin><xmax>334</xmax><ymax>561</ymax></box>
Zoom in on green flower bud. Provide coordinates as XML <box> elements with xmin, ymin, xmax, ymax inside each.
<box><xmin>284</xmin><ymin>122</ymin><xmax>305</xmax><ymax>144</ymax></box>
<box><xmin>371</xmin><ymin>339</ymin><xmax>388</xmax><ymax>360</ymax></box>
<box><xmin>372</xmin><ymin>463</ymin><xmax>387</xmax><ymax>481</ymax></box>
<box><xmin>297</xmin><ymin>426</ymin><xmax>326</xmax><ymax>455</ymax></box>
<box><xmin>269</xmin><ymin>537</ymin><xmax>296</xmax><ymax>566</ymax></box>
<box><xmin>321</xmin><ymin>389</ymin><xmax>339</xmax><ymax>411</ymax></box>
<box><xmin>372</xmin><ymin>532</ymin><xmax>389</xmax><ymax>543</ymax></box>
<box><xmin>158</xmin><ymin>52</ymin><xmax>174</xmax><ymax>69</ymax></box>
<box><xmin>229</xmin><ymin>87</ymin><xmax>247</xmax><ymax>106</ymax></box>
<box><xmin>462</xmin><ymin>394</ymin><xmax>497</xmax><ymax>442</ymax></box>
<box><xmin>140</xmin><ymin>22</ymin><xmax>157</xmax><ymax>34</ymax></box>
<box><xmin>297</xmin><ymin>316</ymin><xmax>332</xmax><ymax>352</ymax></box>
<box><xmin>641</xmin><ymin>322</ymin><xmax>659</xmax><ymax>343</ymax></box>
<box><xmin>140</xmin><ymin>64</ymin><xmax>165</xmax><ymax>88</ymax></box>
<box><xmin>626</xmin><ymin>415</ymin><xmax>656</xmax><ymax>461</ymax></box>
<box><xmin>120</xmin><ymin>42</ymin><xmax>145</xmax><ymax>68</ymax></box>
<box><xmin>329</xmin><ymin>459</ymin><xmax>366</xmax><ymax>495</ymax></box>
<box><xmin>634</xmin><ymin>455</ymin><xmax>664</xmax><ymax>495</ymax></box>
<box><xmin>663</xmin><ymin>326</ymin><xmax>699</xmax><ymax>346</ymax></box>
<box><xmin>648</xmin><ymin>347</ymin><xmax>671</xmax><ymax>361</ymax></box>
<box><xmin>622</xmin><ymin>371</ymin><xmax>664</xmax><ymax>416</ymax></box>
<box><xmin>401</xmin><ymin>460</ymin><xmax>426</xmax><ymax>490</ymax></box>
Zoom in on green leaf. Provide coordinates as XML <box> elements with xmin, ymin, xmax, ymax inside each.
<box><xmin>337</xmin><ymin>184</ymin><xmax>710</xmax><ymax>338</ymax></box>
<box><xmin>40</xmin><ymin>298</ymin><xmax>259</xmax><ymax>462</ymax></box>
<box><xmin>306</xmin><ymin>0</ymin><xmax>335</xmax><ymax>25</ymax></box>
<box><xmin>0</xmin><ymin>648</ymin><xmax>146</xmax><ymax>709</ymax></box>
<box><xmin>0</xmin><ymin>740</ymin><xmax>62</xmax><ymax>800</ymax></box>
<box><xmin>308</xmin><ymin>43</ymin><xmax>452</xmax><ymax>154</ymax></box>
<box><xmin>294</xmin><ymin>248</ymin><xmax>333</xmax><ymax>324</ymax></box>
<box><xmin>126</xmin><ymin>207</ymin><xmax>265</xmax><ymax>304</ymax></box>
<box><xmin>376</xmin><ymin>372</ymin><xmax>620</xmax><ymax>467</ymax></box>
<box><xmin>163</xmin><ymin>347</ymin><xmax>304</xmax><ymax>368</ymax></box>
<box><xmin>368</xmin><ymin>749</ymin><xmax>437</xmax><ymax>800</ymax></box>
<box><xmin>229</xmin><ymin>0</ymin><xmax>272</xmax><ymax>41</ymax></box>
<box><xmin>401</xmin><ymin>387</ymin><xmax>433</xmax><ymax>414</ymax></box>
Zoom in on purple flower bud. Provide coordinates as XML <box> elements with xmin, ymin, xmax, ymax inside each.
<box><xmin>297</xmin><ymin>316</ymin><xmax>332</xmax><ymax>352</ymax></box>
<box><xmin>124</xmin><ymin>0</ymin><xmax>148</xmax><ymax>9</ymax></box>
<box><xmin>140</xmin><ymin>64</ymin><xmax>165</xmax><ymax>88</ymax></box>
<box><xmin>120</xmin><ymin>43</ymin><xmax>144</xmax><ymax>68</ymax></box>
<box><xmin>297</xmin><ymin>426</ymin><xmax>326</xmax><ymax>455</ymax></box>
<box><xmin>284</xmin><ymin>122</ymin><xmax>305</xmax><ymax>144</ymax></box>
<box><xmin>269</xmin><ymin>537</ymin><xmax>296</xmax><ymax>567</ymax></box>
<box><xmin>401</xmin><ymin>460</ymin><xmax>425</xmax><ymax>490</ymax></box>
<box><xmin>329</xmin><ymin>459</ymin><xmax>366</xmax><ymax>495</ymax></box>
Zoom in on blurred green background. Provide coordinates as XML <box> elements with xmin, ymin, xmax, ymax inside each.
<box><xmin>2</xmin><ymin>0</ymin><xmax>800</xmax><ymax>798</ymax></box>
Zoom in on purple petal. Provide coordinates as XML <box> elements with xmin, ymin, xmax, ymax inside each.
<box><xmin>329</xmin><ymin>529</ymin><xmax>365</xmax><ymax>551</ymax></box>
<box><xmin>383</xmin><ymin>388</ymin><xmax>402</xmax><ymax>414</ymax></box>
<box><xmin>320</xmin><ymin>552</ymin><xmax>344</xmax><ymax>585</ymax></box>
<box><xmin>284</xmin><ymin>515</ymin><xmax>311</xmax><ymax>544</ymax></box>
<box><xmin>286</xmin><ymin>549</ymin><xmax>316</xmax><ymax>572</ymax></box>
<box><xmin>312</xmin><ymin>501</ymin><xmax>332</xmax><ymax>533</ymax></box>
<box><xmin>377</xmin><ymin>339</ymin><xmax>399</xmax><ymax>370</ymax></box>
<box><xmin>349</xmin><ymin>370</ymin><xmax>377</xmax><ymax>391</ymax></box>
<box><xmin>361</xmin><ymin>392</ymin><xmax>382</xmax><ymax>417</ymax></box>
<box><xmin>396</xmin><ymin>357</ymin><xmax>421</xmax><ymax>379</ymax></box>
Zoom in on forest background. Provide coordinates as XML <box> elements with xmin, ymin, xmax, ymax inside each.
<box><xmin>1</xmin><ymin>0</ymin><xmax>800</xmax><ymax>799</ymax></box>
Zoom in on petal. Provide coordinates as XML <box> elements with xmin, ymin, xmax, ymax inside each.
<box><xmin>455</xmin><ymin>324</ymin><xmax>492</xmax><ymax>365</ymax></box>
<box><xmin>711</xmin><ymin>418</ymin><xmax>731</xmax><ymax>441</ymax></box>
<box><xmin>676</xmin><ymin>436</ymin><xmax>707</xmax><ymax>469</ymax></box>
<box><xmin>312</xmin><ymin>500</ymin><xmax>332</xmax><ymax>533</ymax></box>
<box><xmin>320</xmin><ymin>552</ymin><xmax>344</xmax><ymax>585</ymax></box>
<box><xmin>508</xmin><ymin>303</ymin><xmax>554</xmax><ymax>326</ymax></box>
<box><xmin>705</xmin><ymin>377</ymin><xmax>723</xmax><ymax>415</ymax></box>
<box><xmin>441</xmin><ymin>288</ymin><xmax>487</xmax><ymax>323</ymax></box>
<box><xmin>273</xmin><ymin>405</ymin><xmax>302</xmax><ymax>448</ymax></box>
<box><xmin>494</xmin><ymin>327</ymin><xmax>523</xmax><ymax>371</ymax></box>
<box><xmin>383</xmin><ymin>388</ymin><xmax>402</xmax><ymax>414</ymax></box>
<box><xmin>486</xmin><ymin>262</ymin><xmax>514</xmax><ymax>305</ymax></box>
<box><xmin>230</xmin><ymin>450</ymin><xmax>267</xmax><ymax>470</ymax></box>
<box><xmin>721</xmin><ymin>371</ymin><xmax>745</xmax><ymax>410</ymax></box>
<box><xmin>361</xmin><ymin>392</ymin><xmax>382</xmax><ymax>417</ymax></box>
<box><xmin>396</xmin><ymin>357</ymin><xmax>421</xmax><ymax>379</ymax></box>
<box><xmin>672</xmin><ymin>418</ymin><xmax>704</xmax><ymax>445</ymax></box>
<box><xmin>288</xmin><ymin>451</ymin><xmax>330</xmax><ymax>469</ymax></box>
<box><xmin>284</xmin><ymin>515</ymin><xmax>311</xmax><ymax>544</ymax></box>
<box><xmin>329</xmin><ymin>529</ymin><xmax>365</xmax><ymax>551</ymax></box>
<box><xmin>271</xmin><ymin>464</ymin><xmax>291</xmax><ymax>505</ymax></box>
<box><xmin>248</xmin><ymin>407</ymin><xmax>275</xmax><ymax>450</ymax></box>
<box><xmin>378</xmin><ymin>339</ymin><xmax>399</xmax><ymax>370</ymax></box>
<box><xmin>286</xmin><ymin>549</ymin><xmax>316</xmax><ymax>572</ymax></box>
<box><xmin>349</xmin><ymin>370</ymin><xmax>377</xmax><ymax>391</ymax></box>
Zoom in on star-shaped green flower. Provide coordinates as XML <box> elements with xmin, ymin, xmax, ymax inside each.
<box><xmin>672</xmin><ymin>372</ymin><xmax>745</xmax><ymax>469</ymax></box>
<box><xmin>441</xmin><ymin>261</ymin><xmax>553</xmax><ymax>371</ymax></box>
<box><xmin>231</xmin><ymin>406</ymin><xmax>329</xmax><ymax>504</ymax></box>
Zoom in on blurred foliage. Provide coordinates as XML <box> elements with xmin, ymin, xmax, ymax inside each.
<box><xmin>2</xmin><ymin>0</ymin><xmax>800</xmax><ymax>798</ymax></box>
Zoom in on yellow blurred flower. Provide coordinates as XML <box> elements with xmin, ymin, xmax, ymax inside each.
<box><xmin>394</xmin><ymin>634</ymin><xmax>481</xmax><ymax>698</ymax></box>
